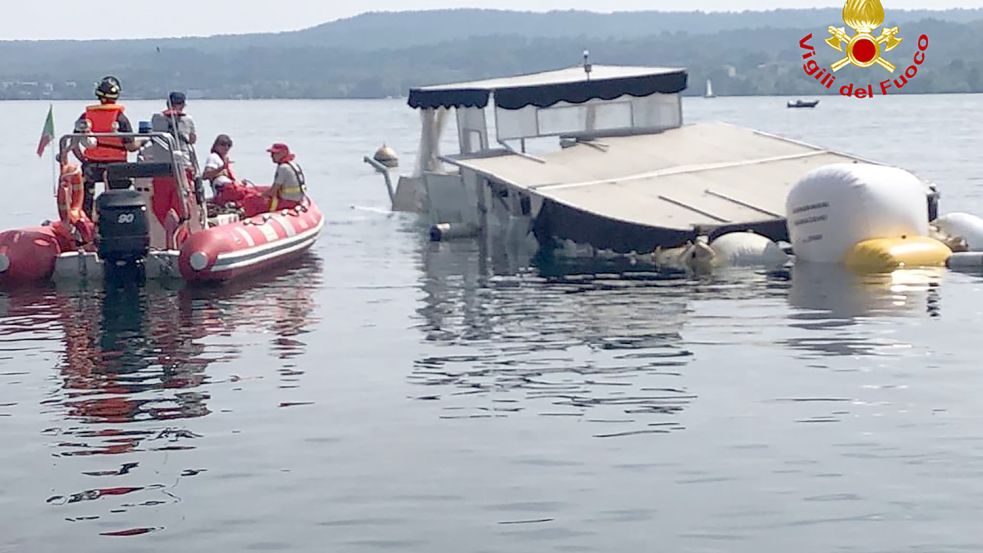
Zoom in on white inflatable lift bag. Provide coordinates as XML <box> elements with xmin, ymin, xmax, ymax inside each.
<box><xmin>710</xmin><ymin>231</ymin><xmax>789</xmax><ymax>267</ymax></box>
<box><xmin>933</xmin><ymin>212</ymin><xmax>983</xmax><ymax>251</ymax></box>
<box><xmin>786</xmin><ymin>163</ymin><xmax>930</xmax><ymax>263</ymax></box>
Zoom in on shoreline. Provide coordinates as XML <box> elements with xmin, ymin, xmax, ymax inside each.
<box><xmin>2</xmin><ymin>91</ymin><xmax>982</xmax><ymax>102</ymax></box>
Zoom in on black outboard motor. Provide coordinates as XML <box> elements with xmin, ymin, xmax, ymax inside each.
<box><xmin>96</xmin><ymin>190</ymin><xmax>150</xmax><ymax>269</ymax></box>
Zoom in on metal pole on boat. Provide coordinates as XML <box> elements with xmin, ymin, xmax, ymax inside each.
<box><xmin>44</xmin><ymin>103</ymin><xmax>59</xmax><ymax>197</ymax></box>
<box><xmin>50</xmin><ymin>120</ymin><xmax>57</xmax><ymax>197</ymax></box>
<box><xmin>158</xmin><ymin>45</ymin><xmax>208</xmax><ymax>228</ymax></box>
<box><xmin>583</xmin><ymin>50</ymin><xmax>592</xmax><ymax>81</ymax></box>
<box><xmin>164</xmin><ymin>98</ymin><xmax>206</xmax><ymax>230</ymax></box>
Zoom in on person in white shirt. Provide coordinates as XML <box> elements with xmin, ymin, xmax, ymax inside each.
<box><xmin>202</xmin><ymin>134</ymin><xmax>273</xmax><ymax>216</ymax></box>
<box><xmin>202</xmin><ymin>134</ymin><xmax>236</xmax><ymax>197</ymax></box>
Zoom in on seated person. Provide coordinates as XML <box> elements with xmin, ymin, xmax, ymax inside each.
<box><xmin>202</xmin><ymin>135</ymin><xmax>234</xmax><ymax>195</ymax></box>
<box><xmin>203</xmin><ymin>134</ymin><xmax>251</xmax><ymax>202</ymax></box>
<box><xmin>202</xmin><ymin>134</ymin><xmax>268</xmax><ymax>216</ymax></box>
<box><xmin>263</xmin><ymin>143</ymin><xmax>307</xmax><ymax>211</ymax></box>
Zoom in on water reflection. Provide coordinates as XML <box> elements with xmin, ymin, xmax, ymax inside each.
<box><xmin>789</xmin><ymin>262</ymin><xmax>943</xmax><ymax>318</ymax></box>
<box><xmin>414</xmin><ymin>240</ymin><xmax>699</xmax><ymax>436</ymax></box>
<box><xmin>54</xmin><ymin>282</ymin><xmax>209</xmax><ymax>444</ymax></box>
<box><xmin>0</xmin><ymin>254</ymin><xmax>320</xmax><ymax>536</ymax></box>
<box><xmin>413</xmin><ymin>236</ymin><xmax>957</xmax><ymax>432</ymax></box>
<box><xmin>785</xmin><ymin>262</ymin><xmax>943</xmax><ymax>357</ymax></box>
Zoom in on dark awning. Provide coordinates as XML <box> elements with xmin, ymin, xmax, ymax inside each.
<box><xmin>408</xmin><ymin>65</ymin><xmax>688</xmax><ymax>111</ymax></box>
<box><xmin>407</xmin><ymin>88</ymin><xmax>490</xmax><ymax>110</ymax></box>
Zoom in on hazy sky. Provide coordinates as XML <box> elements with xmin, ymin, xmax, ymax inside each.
<box><xmin>4</xmin><ymin>0</ymin><xmax>983</xmax><ymax>40</ymax></box>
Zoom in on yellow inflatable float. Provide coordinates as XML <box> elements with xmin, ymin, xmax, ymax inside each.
<box><xmin>843</xmin><ymin>236</ymin><xmax>951</xmax><ymax>272</ymax></box>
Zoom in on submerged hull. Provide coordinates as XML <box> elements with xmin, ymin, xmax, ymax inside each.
<box><xmin>0</xmin><ymin>202</ymin><xmax>323</xmax><ymax>285</ymax></box>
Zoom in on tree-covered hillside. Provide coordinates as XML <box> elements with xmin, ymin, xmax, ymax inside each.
<box><xmin>1</xmin><ymin>8</ymin><xmax>981</xmax><ymax>99</ymax></box>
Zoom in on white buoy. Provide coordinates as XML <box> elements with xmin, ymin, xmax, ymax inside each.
<box><xmin>947</xmin><ymin>252</ymin><xmax>983</xmax><ymax>271</ymax></box>
<box><xmin>933</xmin><ymin>213</ymin><xmax>983</xmax><ymax>251</ymax></box>
<box><xmin>710</xmin><ymin>231</ymin><xmax>788</xmax><ymax>267</ymax></box>
<box><xmin>429</xmin><ymin>223</ymin><xmax>479</xmax><ymax>242</ymax></box>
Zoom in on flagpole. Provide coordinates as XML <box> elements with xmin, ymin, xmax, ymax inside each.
<box><xmin>50</xmin><ymin>104</ymin><xmax>57</xmax><ymax>197</ymax></box>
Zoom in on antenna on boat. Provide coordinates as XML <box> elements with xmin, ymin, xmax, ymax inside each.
<box><xmin>583</xmin><ymin>50</ymin><xmax>592</xmax><ymax>81</ymax></box>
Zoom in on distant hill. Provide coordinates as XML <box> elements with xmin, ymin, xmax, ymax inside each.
<box><xmin>293</xmin><ymin>8</ymin><xmax>983</xmax><ymax>48</ymax></box>
<box><xmin>1</xmin><ymin>8</ymin><xmax>982</xmax><ymax>100</ymax></box>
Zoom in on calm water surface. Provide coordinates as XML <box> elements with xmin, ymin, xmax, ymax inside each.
<box><xmin>2</xmin><ymin>95</ymin><xmax>983</xmax><ymax>552</ymax></box>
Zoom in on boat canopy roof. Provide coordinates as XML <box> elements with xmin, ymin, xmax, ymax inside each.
<box><xmin>407</xmin><ymin>65</ymin><xmax>688</xmax><ymax>111</ymax></box>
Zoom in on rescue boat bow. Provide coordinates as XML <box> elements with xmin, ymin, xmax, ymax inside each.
<box><xmin>178</xmin><ymin>202</ymin><xmax>323</xmax><ymax>282</ymax></box>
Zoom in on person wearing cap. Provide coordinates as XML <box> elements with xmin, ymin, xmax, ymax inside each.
<box><xmin>263</xmin><ymin>143</ymin><xmax>307</xmax><ymax>211</ymax></box>
<box><xmin>151</xmin><ymin>91</ymin><xmax>198</xmax><ymax>172</ymax></box>
<box><xmin>73</xmin><ymin>76</ymin><xmax>139</xmax><ymax>217</ymax></box>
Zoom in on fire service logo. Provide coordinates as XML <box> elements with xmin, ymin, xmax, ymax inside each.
<box><xmin>798</xmin><ymin>0</ymin><xmax>929</xmax><ymax>98</ymax></box>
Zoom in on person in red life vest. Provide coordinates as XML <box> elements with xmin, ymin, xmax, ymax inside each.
<box><xmin>263</xmin><ymin>143</ymin><xmax>307</xmax><ymax>211</ymax></box>
<box><xmin>71</xmin><ymin>76</ymin><xmax>141</xmax><ymax>218</ymax></box>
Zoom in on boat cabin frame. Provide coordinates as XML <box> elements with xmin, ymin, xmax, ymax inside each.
<box><xmin>407</xmin><ymin>64</ymin><xmax>688</xmax><ymax>159</ymax></box>
<box><xmin>367</xmin><ymin>64</ymin><xmax>692</xmax><ymax>237</ymax></box>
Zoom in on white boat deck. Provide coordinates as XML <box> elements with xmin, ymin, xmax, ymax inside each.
<box><xmin>441</xmin><ymin>122</ymin><xmax>872</xmax><ymax>231</ymax></box>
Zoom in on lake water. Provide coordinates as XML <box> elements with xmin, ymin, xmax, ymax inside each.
<box><xmin>2</xmin><ymin>95</ymin><xmax>983</xmax><ymax>552</ymax></box>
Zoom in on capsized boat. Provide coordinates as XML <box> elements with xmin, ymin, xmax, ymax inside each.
<box><xmin>0</xmin><ymin>131</ymin><xmax>323</xmax><ymax>285</ymax></box>
<box><xmin>364</xmin><ymin>62</ymin><xmax>938</xmax><ymax>255</ymax></box>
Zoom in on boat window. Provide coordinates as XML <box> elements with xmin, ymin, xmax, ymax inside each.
<box><xmin>537</xmin><ymin>101</ymin><xmax>632</xmax><ymax>136</ymax></box>
<box><xmin>629</xmin><ymin>93</ymin><xmax>682</xmax><ymax>129</ymax></box>
<box><xmin>495</xmin><ymin>105</ymin><xmax>537</xmax><ymax>141</ymax></box>
<box><xmin>456</xmin><ymin>107</ymin><xmax>488</xmax><ymax>154</ymax></box>
<box><xmin>494</xmin><ymin>92</ymin><xmax>681</xmax><ymax>142</ymax></box>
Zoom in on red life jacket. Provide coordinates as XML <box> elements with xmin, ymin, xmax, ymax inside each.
<box><xmin>83</xmin><ymin>103</ymin><xmax>127</xmax><ymax>162</ymax></box>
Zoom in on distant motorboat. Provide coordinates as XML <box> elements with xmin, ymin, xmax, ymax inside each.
<box><xmin>705</xmin><ymin>78</ymin><xmax>715</xmax><ymax>98</ymax></box>
<box><xmin>788</xmin><ymin>99</ymin><xmax>820</xmax><ymax>109</ymax></box>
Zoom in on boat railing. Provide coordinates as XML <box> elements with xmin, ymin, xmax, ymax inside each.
<box><xmin>57</xmin><ymin>131</ymin><xmax>210</xmax><ymax>230</ymax></box>
<box><xmin>57</xmin><ymin>131</ymin><xmax>191</xmax><ymax>197</ymax></box>
<box><xmin>362</xmin><ymin>155</ymin><xmax>397</xmax><ymax>204</ymax></box>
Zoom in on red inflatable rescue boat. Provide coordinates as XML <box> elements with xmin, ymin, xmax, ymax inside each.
<box><xmin>0</xmin><ymin>131</ymin><xmax>323</xmax><ymax>285</ymax></box>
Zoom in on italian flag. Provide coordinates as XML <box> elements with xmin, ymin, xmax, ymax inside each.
<box><xmin>36</xmin><ymin>104</ymin><xmax>55</xmax><ymax>157</ymax></box>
